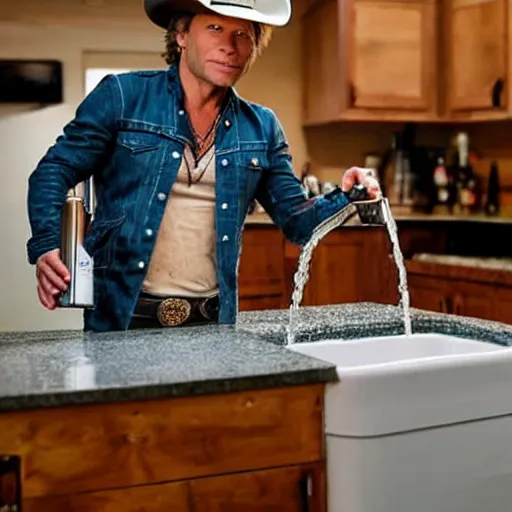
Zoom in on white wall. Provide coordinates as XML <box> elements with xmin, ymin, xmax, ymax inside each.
<box><xmin>0</xmin><ymin>12</ymin><xmax>306</xmax><ymax>332</ymax></box>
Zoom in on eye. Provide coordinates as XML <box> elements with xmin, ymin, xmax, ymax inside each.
<box><xmin>236</xmin><ymin>30</ymin><xmax>249</xmax><ymax>38</ymax></box>
<box><xmin>208</xmin><ymin>24</ymin><xmax>222</xmax><ymax>32</ymax></box>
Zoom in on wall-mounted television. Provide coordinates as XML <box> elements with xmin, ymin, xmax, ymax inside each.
<box><xmin>0</xmin><ymin>59</ymin><xmax>63</xmax><ymax>104</ymax></box>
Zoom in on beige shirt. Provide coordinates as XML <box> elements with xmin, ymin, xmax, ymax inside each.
<box><xmin>142</xmin><ymin>145</ymin><xmax>219</xmax><ymax>298</ymax></box>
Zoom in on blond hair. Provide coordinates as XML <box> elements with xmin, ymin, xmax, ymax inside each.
<box><xmin>162</xmin><ymin>13</ymin><xmax>273</xmax><ymax>66</ymax></box>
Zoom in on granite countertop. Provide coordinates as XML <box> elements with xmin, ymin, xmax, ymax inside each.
<box><xmin>411</xmin><ymin>253</ymin><xmax>512</xmax><ymax>272</ymax></box>
<box><xmin>1</xmin><ymin>303</ymin><xmax>512</xmax><ymax>413</ymax></box>
<box><xmin>238</xmin><ymin>303</ymin><xmax>512</xmax><ymax>347</ymax></box>
<box><xmin>0</xmin><ymin>324</ymin><xmax>336</xmax><ymax>413</ymax></box>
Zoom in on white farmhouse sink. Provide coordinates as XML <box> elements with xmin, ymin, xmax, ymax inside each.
<box><xmin>288</xmin><ymin>333</ymin><xmax>512</xmax><ymax>512</ymax></box>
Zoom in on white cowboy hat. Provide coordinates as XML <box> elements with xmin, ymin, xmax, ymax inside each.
<box><xmin>144</xmin><ymin>0</ymin><xmax>291</xmax><ymax>29</ymax></box>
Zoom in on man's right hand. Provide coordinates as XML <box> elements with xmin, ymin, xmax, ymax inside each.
<box><xmin>36</xmin><ymin>249</ymin><xmax>71</xmax><ymax>310</ymax></box>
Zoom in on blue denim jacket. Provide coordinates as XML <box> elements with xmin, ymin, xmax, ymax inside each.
<box><xmin>27</xmin><ymin>64</ymin><xmax>351</xmax><ymax>331</ymax></box>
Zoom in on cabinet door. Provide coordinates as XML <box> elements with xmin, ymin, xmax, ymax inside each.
<box><xmin>347</xmin><ymin>0</ymin><xmax>437</xmax><ymax>114</ymax></box>
<box><xmin>238</xmin><ymin>227</ymin><xmax>286</xmax><ymax>311</ymax></box>
<box><xmin>285</xmin><ymin>228</ymin><xmax>399</xmax><ymax>308</ymax></box>
<box><xmin>447</xmin><ymin>0</ymin><xmax>508</xmax><ymax>113</ymax></box>
<box><xmin>408</xmin><ymin>275</ymin><xmax>452</xmax><ymax>313</ymax></box>
<box><xmin>492</xmin><ymin>288</ymin><xmax>512</xmax><ymax>324</ymax></box>
<box><xmin>25</xmin><ymin>464</ymin><xmax>326</xmax><ymax>512</ymax></box>
<box><xmin>456</xmin><ymin>280</ymin><xmax>509</xmax><ymax>323</ymax></box>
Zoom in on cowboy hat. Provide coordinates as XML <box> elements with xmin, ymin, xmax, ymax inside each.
<box><xmin>144</xmin><ymin>0</ymin><xmax>292</xmax><ymax>29</ymax></box>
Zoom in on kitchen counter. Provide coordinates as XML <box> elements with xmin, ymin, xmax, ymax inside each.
<box><xmin>2</xmin><ymin>304</ymin><xmax>512</xmax><ymax>413</ymax></box>
<box><xmin>243</xmin><ymin>209</ymin><xmax>512</xmax><ymax>226</ymax></box>
<box><xmin>0</xmin><ymin>325</ymin><xmax>336</xmax><ymax>412</ymax></box>
<box><xmin>411</xmin><ymin>253</ymin><xmax>512</xmax><ymax>272</ymax></box>
<box><xmin>238</xmin><ymin>302</ymin><xmax>512</xmax><ymax>347</ymax></box>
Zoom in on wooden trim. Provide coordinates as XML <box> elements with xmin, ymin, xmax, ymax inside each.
<box><xmin>338</xmin><ymin>0</ymin><xmax>353</xmax><ymax>113</ymax></box>
<box><xmin>0</xmin><ymin>385</ymin><xmax>324</xmax><ymax>499</ymax></box>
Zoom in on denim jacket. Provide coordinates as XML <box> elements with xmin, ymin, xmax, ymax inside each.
<box><xmin>27</xmin><ymin>64</ymin><xmax>351</xmax><ymax>331</ymax></box>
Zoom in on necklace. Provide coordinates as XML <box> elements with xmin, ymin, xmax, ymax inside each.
<box><xmin>183</xmin><ymin>144</ymin><xmax>215</xmax><ymax>187</ymax></box>
<box><xmin>187</xmin><ymin>111</ymin><xmax>221</xmax><ymax>161</ymax></box>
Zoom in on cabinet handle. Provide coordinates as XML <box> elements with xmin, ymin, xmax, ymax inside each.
<box><xmin>299</xmin><ymin>472</ymin><xmax>313</xmax><ymax>512</ymax></box>
<box><xmin>349</xmin><ymin>82</ymin><xmax>357</xmax><ymax>106</ymax></box>
<box><xmin>492</xmin><ymin>78</ymin><xmax>504</xmax><ymax>108</ymax></box>
<box><xmin>0</xmin><ymin>455</ymin><xmax>21</xmax><ymax>512</ymax></box>
<box><xmin>453</xmin><ymin>294</ymin><xmax>463</xmax><ymax>316</ymax></box>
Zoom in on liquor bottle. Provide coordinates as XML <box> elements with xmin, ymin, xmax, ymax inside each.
<box><xmin>433</xmin><ymin>156</ymin><xmax>449</xmax><ymax>213</ymax></box>
<box><xmin>485</xmin><ymin>161</ymin><xmax>501</xmax><ymax>216</ymax></box>
<box><xmin>453</xmin><ymin>132</ymin><xmax>477</xmax><ymax>215</ymax></box>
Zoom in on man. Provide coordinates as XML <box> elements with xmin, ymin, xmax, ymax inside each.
<box><xmin>27</xmin><ymin>0</ymin><xmax>381</xmax><ymax>332</ymax></box>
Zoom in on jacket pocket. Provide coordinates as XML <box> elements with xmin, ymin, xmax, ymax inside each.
<box><xmin>117</xmin><ymin>131</ymin><xmax>161</xmax><ymax>155</ymax></box>
<box><xmin>84</xmin><ymin>213</ymin><xmax>125</xmax><ymax>269</ymax></box>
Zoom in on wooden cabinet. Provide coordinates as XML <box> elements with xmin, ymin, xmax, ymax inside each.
<box><xmin>0</xmin><ymin>385</ymin><xmax>327</xmax><ymax>511</ymax></box>
<box><xmin>446</xmin><ymin>0</ymin><xmax>509</xmax><ymax>119</ymax></box>
<box><xmin>303</xmin><ymin>0</ymin><xmax>438</xmax><ymax>124</ymax></box>
<box><xmin>284</xmin><ymin>227</ymin><xmax>399</xmax><ymax>307</ymax></box>
<box><xmin>407</xmin><ymin>260</ymin><xmax>512</xmax><ymax>324</ymax></box>
<box><xmin>238</xmin><ymin>225</ymin><xmax>286</xmax><ymax>311</ymax></box>
<box><xmin>303</xmin><ymin>0</ymin><xmax>512</xmax><ymax>123</ymax></box>
<box><xmin>24</xmin><ymin>464</ymin><xmax>324</xmax><ymax>511</ymax></box>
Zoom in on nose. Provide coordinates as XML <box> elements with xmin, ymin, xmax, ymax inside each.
<box><xmin>218</xmin><ymin>31</ymin><xmax>237</xmax><ymax>55</ymax></box>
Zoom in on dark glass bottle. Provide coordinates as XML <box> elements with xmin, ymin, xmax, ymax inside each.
<box><xmin>485</xmin><ymin>161</ymin><xmax>501</xmax><ymax>216</ymax></box>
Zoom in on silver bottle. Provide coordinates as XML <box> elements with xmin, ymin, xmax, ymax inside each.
<box><xmin>59</xmin><ymin>181</ymin><xmax>94</xmax><ymax>309</ymax></box>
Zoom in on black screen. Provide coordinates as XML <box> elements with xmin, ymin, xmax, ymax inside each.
<box><xmin>0</xmin><ymin>59</ymin><xmax>63</xmax><ymax>104</ymax></box>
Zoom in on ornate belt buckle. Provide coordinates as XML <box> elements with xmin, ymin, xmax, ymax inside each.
<box><xmin>156</xmin><ymin>298</ymin><xmax>191</xmax><ymax>327</ymax></box>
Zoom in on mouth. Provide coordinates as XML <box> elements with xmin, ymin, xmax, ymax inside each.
<box><xmin>210</xmin><ymin>61</ymin><xmax>242</xmax><ymax>73</ymax></box>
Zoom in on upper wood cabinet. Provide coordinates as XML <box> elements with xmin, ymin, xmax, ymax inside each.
<box><xmin>303</xmin><ymin>0</ymin><xmax>439</xmax><ymax>124</ymax></box>
<box><xmin>302</xmin><ymin>0</ymin><xmax>512</xmax><ymax>124</ymax></box>
<box><xmin>446</xmin><ymin>0</ymin><xmax>509</xmax><ymax>119</ymax></box>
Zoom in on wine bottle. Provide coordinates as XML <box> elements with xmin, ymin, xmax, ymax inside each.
<box><xmin>485</xmin><ymin>161</ymin><xmax>501</xmax><ymax>216</ymax></box>
<box><xmin>454</xmin><ymin>132</ymin><xmax>477</xmax><ymax>215</ymax></box>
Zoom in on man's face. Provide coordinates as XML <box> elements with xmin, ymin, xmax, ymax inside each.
<box><xmin>177</xmin><ymin>14</ymin><xmax>256</xmax><ymax>88</ymax></box>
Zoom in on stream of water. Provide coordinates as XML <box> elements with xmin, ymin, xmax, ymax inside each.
<box><xmin>286</xmin><ymin>198</ymin><xmax>412</xmax><ymax>345</ymax></box>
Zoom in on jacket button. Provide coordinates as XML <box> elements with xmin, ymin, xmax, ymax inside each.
<box><xmin>222</xmin><ymin>235</ymin><xmax>229</xmax><ymax>242</ymax></box>
<box><xmin>251</xmin><ymin>157</ymin><xmax>259</xmax><ymax>167</ymax></box>
<box><xmin>221</xmin><ymin>159</ymin><xmax>229</xmax><ymax>167</ymax></box>
<box><xmin>145</xmin><ymin>228</ymin><xmax>153</xmax><ymax>237</ymax></box>
<box><xmin>178</xmin><ymin>110</ymin><xmax>185</xmax><ymax>116</ymax></box>
<box><xmin>224</xmin><ymin>119</ymin><xmax>231</xmax><ymax>128</ymax></box>
<box><xmin>221</xmin><ymin>203</ymin><xmax>228</xmax><ymax>210</ymax></box>
<box><xmin>157</xmin><ymin>192</ymin><xmax>167</xmax><ymax>201</ymax></box>
<box><xmin>138</xmin><ymin>261</ymin><xmax>145</xmax><ymax>269</ymax></box>
<box><xmin>172</xmin><ymin>151</ymin><xmax>181</xmax><ymax>159</ymax></box>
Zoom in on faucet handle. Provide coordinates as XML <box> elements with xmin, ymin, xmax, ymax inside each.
<box><xmin>346</xmin><ymin>183</ymin><xmax>371</xmax><ymax>202</ymax></box>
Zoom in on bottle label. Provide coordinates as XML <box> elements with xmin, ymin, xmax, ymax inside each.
<box><xmin>74</xmin><ymin>244</ymin><xmax>94</xmax><ymax>306</ymax></box>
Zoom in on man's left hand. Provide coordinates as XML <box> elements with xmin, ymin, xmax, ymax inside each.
<box><xmin>341</xmin><ymin>167</ymin><xmax>382</xmax><ymax>200</ymax></box>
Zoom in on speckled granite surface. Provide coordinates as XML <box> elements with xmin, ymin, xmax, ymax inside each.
<box><xmin>237</xmin><ymin>303</ymin><xmax>512</xmax><ymax>347</ymax></box>
<box><xmin>0</xmin><ymin>324</ymin><xmax>336</xmax><ymax>412</ymax></box>
<box><xmin>1</xmin><ymin>303</ymin><xmax>511</xmax><ymax>413</ymax></box>
<box><xmin>412</xmin><ymin>253</ymin><xmax>512</xmax><ymax>272</ymax></box>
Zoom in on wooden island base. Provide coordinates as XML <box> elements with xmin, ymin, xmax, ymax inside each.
<box><xmin>0</xmin><ymin>384</ymin><xmax>327</xmax><ymax>512</ymax></box>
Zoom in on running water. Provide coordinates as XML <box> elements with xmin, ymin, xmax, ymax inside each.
<box><xmin>286</xmin><ymin>198</ymin><xmax>412</xmax><ymax>345</ymax></box>
<box><xmin>381</xmin><ymin>199</ymin><xmax>412</xmax><ymax>337</ymax></box>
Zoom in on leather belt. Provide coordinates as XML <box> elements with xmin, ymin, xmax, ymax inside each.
<box><xmin>132</xmin><ymin>293</ymin><xmax>219</xmax><ymax>328</ymax></box>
